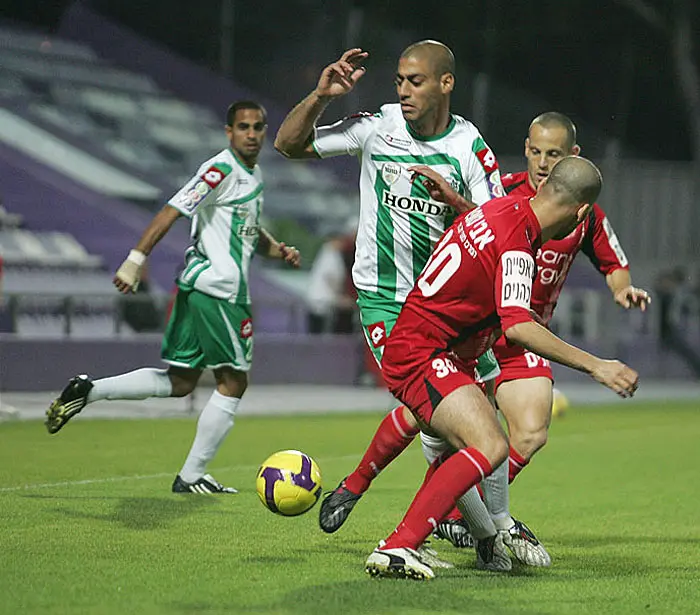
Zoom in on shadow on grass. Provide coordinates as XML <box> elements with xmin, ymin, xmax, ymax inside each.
<box><xmin>26</xmin><ymin>495</ymin><xmax>220</xmax><ymax>530</ymax></box>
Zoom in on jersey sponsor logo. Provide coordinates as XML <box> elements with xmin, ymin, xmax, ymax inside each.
<box><xmin>501</xmin><ymin>251</ymin><xmax>535</xmax><ymax>309</ymax></box>
<box><xmin>536</xmin><ymin>248</ymin><xmax>571</xmax><ymax>285</ymax></box>
<box><xmin>201</xmin><ymin>166</ymin><xmax>226</xmax><ymax>188</ymax></box>
<box><xmin>488</xmin><ymin>169</ymin><xmax>505</xmax><ymax>197</ymax></box>
<box><xmin>367</xmin><ymin>321</ymin><xmax>387</xmax><ymax>348</ymax></box>
<box><xmin>602</xmin><ymin>218</ymin><xmax>629</xmax><ymax>267</ymax></box>
<box><xmin>380</xmin><ymin>133</ymin><xmax>412</xmax><ymax>149</ymax></box>
<box><xmin>237</xmin><ymin>224</ymin><xmax>260</xmax><ymax>237</ymax></box>
<box><xmin>381</xmin><ymin>162</ymin><xmax>402</xmax><ymax>185</ymax></box>
<box><xmin>381</xmin><ymin>190</ymin><xmax>450</xmax><ymax>218</ymax></box>
<box><xmin>240</xmin><ymin>318</ymin><xmax>253</xmax><ymax>339</ymax></box>
<box><xmin>174</xmin><ymin>191</ymin><xmax>195</xmax><ymax>212</ymax></box>
<box><xmin>473</xmin><ymin>139</ymin><xmax>498</xmax><ymax>174</ymax></box>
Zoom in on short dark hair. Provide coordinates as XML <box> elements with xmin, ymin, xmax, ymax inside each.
<box><xmin>530</xmin><ymin>112</ymin><xmax>577</xmax><ymax>150</ymax></box>
<box><xmin>400</xmin><ymin>40</ymin><xmax>455</xmax><ymax>79</ymax></box>
<box><xmin>226</xmin><ymin>101</ymin><xmax>267</xmax><ymax>126</ymax></box>
<box><xmin>547</xmin><ymin>156</ymin><xmax>602</xmax><ymax>205</ymax></box>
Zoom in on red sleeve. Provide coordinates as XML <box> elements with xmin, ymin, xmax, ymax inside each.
<box><xmin>581</xmin><ymin>204</ymin><xmax>629</xmax><ymax>276</ymax></box>
<box><xmin>495</xmin><ymin>248</ymin><xmax>536</xmax><ymax>331</ymax></box>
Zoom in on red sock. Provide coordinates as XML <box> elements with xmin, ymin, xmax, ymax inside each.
<box><xmin>383</xmin><ymin>447</ymin><xmax>493</xmax><ymax>551</ymax></box>
<box><xmin>415</xmin><ymin>454</ymin><xmax>462</xmax><ymax>523</ymax></box>
<box><xmin>344</xmin><ymin>406</ymin><xmax>419</xmax><ymax>495</ymax></box>
<box><xmin>444</xmin><ymin>507</ymin><xmax>462</xmax><ymax>522</ymax></box>
<box><xmin>508</xmin><ymin>446</ymin><xmax>529</xmax><ymax>483</ymax></box>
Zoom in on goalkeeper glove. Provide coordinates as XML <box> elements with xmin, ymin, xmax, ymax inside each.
<box><xmin>115</xmin><ymin>249</ymin><xmax>146</xmax><ymax>291</ymax></box>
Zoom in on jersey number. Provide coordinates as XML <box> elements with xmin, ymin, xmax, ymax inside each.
<box><xmin>417</xmin><ymin>229</ymin><xmax>462</xmax><ymax>297</ymax></box>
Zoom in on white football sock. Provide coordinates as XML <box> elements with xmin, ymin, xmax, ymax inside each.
<box><xmin>482</xmin><ymin>459</ymin><xmax>514</xmax><ymax>531</ymax></box>
<box><xmin>456</xmin><ymin>487</ymin><xmax>497</xmax><ymax>539</ymax></box>
<box><xmin>179</xmin><ymin>391</ymin><xmax>239</xmax><ymax>483</ymax></box>
<box><xmin>419</xmin><ymin>430</ymin><xmax>451</xmax><ymax>464</ymax></box>
<box><xmin>87</xmin><ymin>368</ymin><xmax>172</xmax><ymax>404</ymax></box>
<box><xmin>419</xmin><ymin>431</ymin><xmax>497</xmax><ymax>539</ymax></box>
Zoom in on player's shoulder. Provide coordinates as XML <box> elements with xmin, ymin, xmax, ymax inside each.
<box><xmin>484</xmin><ymin>194</ymin><xmax>534</xmax><ymax>231</ymax></box>
<box><xmin>591</xmin><ymin>202</ymin><xmax>607</xmax><ymax>217</ymax></box>
<box><xmin>195</xmin><ymin>149</ymin><xmax>238</xmax><ymax>178</ymax></box>
<box><xmin>450</xmin><ymin>113</ymin><xmax>482</xmax><ymax>138</ymax></box>
<box><xmin>341</xmin><ymin>106</ymin><xmax>385</xmax><ymax>126</ymax></box>
<box><xmin>501</xmin><ymin>170</ymin><xmax>528</xmax><ymax>187</ymax></box>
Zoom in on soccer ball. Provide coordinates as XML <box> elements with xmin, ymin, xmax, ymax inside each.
<box><xmin>552</xmin><ymin>388</ymin><xmax>570</xmax><ymax>418</ymax></box>
<box><xmin>256</xmin><ymin>450</ymin><xmax>322</xmax><ymax>516</ymax></box>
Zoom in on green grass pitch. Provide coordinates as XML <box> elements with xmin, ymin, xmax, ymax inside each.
<box><xmin>1</xmin><ymin>400</ymin><xmax>699</xmax><ymax>614</ymax></box>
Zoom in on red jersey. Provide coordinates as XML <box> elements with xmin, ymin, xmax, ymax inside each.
<box><xmin>501</xmin><ymin>171</ymin><xmax>629</xmax><ymax>323</ymax></box>
<box><xmin>385</xmin><ymin>195</ymin><xmax>541</xmax><ymax>366</ymax></box>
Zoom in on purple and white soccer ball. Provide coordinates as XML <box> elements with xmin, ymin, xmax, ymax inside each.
<box><xmin>256</xmin><ymin>450</ymin><xmax>322</xmax><ymax>516</ymax></box>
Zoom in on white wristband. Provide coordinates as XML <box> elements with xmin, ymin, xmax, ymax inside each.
<box><xmin>127</xmin><ymin>249</ymin><xmax>146</xmax><ymax>266</ymax></box>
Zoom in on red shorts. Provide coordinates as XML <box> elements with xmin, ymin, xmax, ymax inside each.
<box><xmin>493</xmin><ymin>335</ymin><xmax>553</xmax><ymax>390</ymax></box>
<box><xmin>382</xmin><ymin>339</ymin><xmax>479</xmax><ymax>424</ymax></box>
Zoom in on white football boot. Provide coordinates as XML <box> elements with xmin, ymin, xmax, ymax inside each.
<box><xmin>365</xmin><ymin>546</ymin><xmax>435</xmax><ymax>580</ymax></box>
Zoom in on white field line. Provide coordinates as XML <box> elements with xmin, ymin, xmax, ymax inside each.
<box><xmin>0</xmin><ymin>454</ymin><xmax>360</xmax><ymax>493</ymax></box>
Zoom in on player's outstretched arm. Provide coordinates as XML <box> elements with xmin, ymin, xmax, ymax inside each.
<box><xmin>408</xmin><ymin>165</ymin><xmax>477</xmax><ymax>214</ymax></box>
<box><xmin>114</xmin><ymin>204</ymin><xmax>181</xmax><ymax>294</ymax></box>
<box><xmin>257</xmin><ymin>228</ymin><xmax>301</xmax><ymax>268</ymax></box>
<box><xmin>505</xmin><ymin>320</ymin><xmax>638</xmax><ymax>398</ymax></box>
<box><xmin>607</xmin><ymin>268</ymin><xmax>651</xmax><ymax>311</ymax></box>
<box><xmin>274</xmin><ymin>48</ymin><xmax>368</xmax><ymax>159</ymax></box>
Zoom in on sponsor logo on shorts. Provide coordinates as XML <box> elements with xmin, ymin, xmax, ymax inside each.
<box><xmin>367</xmin><ymin>322</ymin><xmax>386</xmax><ymax>348</ymax></box>
<box><xmin>524</xmin><ymin>352</ymin><xmax>550</xmax><ymax>368</ymax></box>
<box><xmin>240</xmin><ymin>318</ymin><xmax>253</xmax><ymax>339</ymax></box>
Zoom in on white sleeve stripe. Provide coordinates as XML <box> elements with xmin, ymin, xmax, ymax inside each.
<box><xmin>601</xmin><ymin>218</ymin><xmax>629</xmax><ymax>267</ymax></box>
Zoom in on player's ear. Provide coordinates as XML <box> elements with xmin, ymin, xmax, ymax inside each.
<box><xmin>225</xmin><ymin>124</ymin><xmax>233</xmax><ymax>139</ymax></box>
<box><xmin>524</xmin><ymin>137</ymin><xmax>530</xmax><ymax>157</ymax></box>
<box><xmin>576</xmin><ymin>202</ymin><xmax>591</xmax><ymax>222</ymax></box>
<box><xmin>441</xmin><ymin>73</ymin><xmax>454</xmax><ymax>94</ymax></box>
<box><xmin>572</xmin><ymin>143</ymin><xmax>581</xmax><ymax>156</ymax></box>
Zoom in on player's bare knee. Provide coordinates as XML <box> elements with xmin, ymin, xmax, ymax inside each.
<box><xmin>167</xmin><ymin>367</ymin><xmax>200</xmax><ymax>397</ymax></box>
<box><xmin>512</xmin><ymin>427</ymin><xmax>548</xmax><ymax>459</ymax></box>
<box><xmin>214</xmin><ymin>368</ymin><xmax>248</xmax><ymax>398</ymax></box>
<box><xmin>482</xmin><ymin>434</ymin><xmax>509</xmax><ymax>469</ymax></box>
<box><xmin>401</xmin><ymin>405</ymin><xmax>419</xmax><ymax>430</ymax></box>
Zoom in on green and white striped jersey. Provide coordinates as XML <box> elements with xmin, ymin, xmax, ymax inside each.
<box><xmin>167</xmin><ymin>148</ymin><xmax>263</xmax><ymax>304</ymax></box>
<box><xmin>313</xmin><ymin>103</ymin><xmax>503</xmax><ymax>302</ymax></box>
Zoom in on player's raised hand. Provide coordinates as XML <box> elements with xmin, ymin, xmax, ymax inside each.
<box><xmin>113</xmin><ymin>249</ymin><xmax>145</xmax><ymax>294</ymax></box>
<box><xmin>408</xmin><ymin>165</ymin><xmax>476</xmax><ymax>212</ymax></box>
<box><xmin>591</xmin><ymin>359</ymin><xmax>639</xmax><ymax>398</ymax></box>
<box><xmin>279</xmin><ymin>243</ymin><xmax>301</xmax><ymax>268</ymax></box>
<box><xmin>314</xmin><ymin>48</ymin><xmax>368</xmax><ymax>100</ymax></box>
<box><xmin>614</xmin><ymin>286</ymin><xmax>651</xmax><ymax>311</ymax></box>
